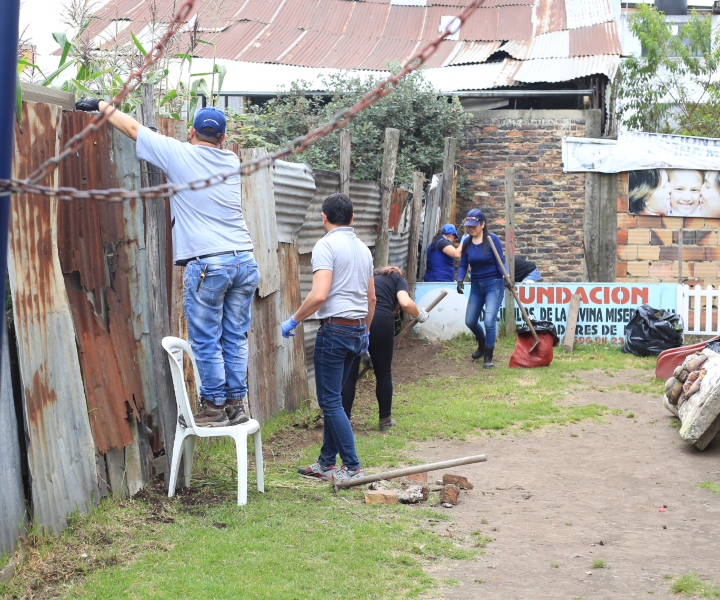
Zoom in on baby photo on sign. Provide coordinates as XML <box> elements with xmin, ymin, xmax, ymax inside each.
<box><xmin>629</xmin><ymin>169</ymin><xmax>720</xmax><ymax>217</ymax></box>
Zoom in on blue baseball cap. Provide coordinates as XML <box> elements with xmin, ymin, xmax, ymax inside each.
<box><xmin>464</xmin><ymin>208</ymin><xmax>486</xmax><ymax>227</ymax></box>
<box><xmin>440</xmin><ymin>223</ymin><xmax>459</xmax><ymax>240</ymax></box>
<box><xmin>193</xmin><ymin>107</ymin><xmax>226</xmax><ymax>138</ymax></box>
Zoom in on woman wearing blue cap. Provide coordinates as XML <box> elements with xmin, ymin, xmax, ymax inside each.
<box><xmin>457</xmin><ymin>209</ymin><xmax>508</xmax><ymax>368</ymax></box>
<box><xmin>423</xmin><ymin>224</ymin><xmax>462</xmax><ymax>282</ymax></box>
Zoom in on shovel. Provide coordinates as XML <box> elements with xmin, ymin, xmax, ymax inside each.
<box><xmin>358</xmin><ymin>289</ymin><xmax>448</xmax><ymax>378</ymax></box>
<box><xmin>486</xmin><ymin>235</ymin><xmax>540</xmax><ymax>353</ymax></box>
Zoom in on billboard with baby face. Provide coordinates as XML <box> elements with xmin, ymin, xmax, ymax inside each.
<box><xmin>628</xmin><ymin>169</ymin><xmax>720</xmax><ymax>217</ymax></box>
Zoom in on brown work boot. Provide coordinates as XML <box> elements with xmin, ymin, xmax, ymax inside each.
<box><xmin>179</xmin><ymin>399</ymin><xmax>228</xmax><ymax>428</ymax></box>
<box><xmin>379</xmin><ymin>416</ymin><xmax>396</xmax><ymax>431</ymax></box>
<box><xmin>225</xmin><ymin>397</ymin><xmax>250</xmax><ymax>425</ymax></box>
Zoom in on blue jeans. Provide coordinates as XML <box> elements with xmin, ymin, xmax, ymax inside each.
<box><xmin>314</xmin><ymin>322</ymin><xmax>365</xmax><ymax>470</ymax></box>
<box><xmin>522</xmin><ymin>268</ymin><xmax>542</xmax><ymax>283</ymax></box>
<box><xmin>183</xmin><ymin>252</ymin><xmax>260</xmax><ymax>405</ymax></box>
<box><xmin>465</xmin><ymin>278</ymin><xmax>504</xmax><ymax>347</ymax></box>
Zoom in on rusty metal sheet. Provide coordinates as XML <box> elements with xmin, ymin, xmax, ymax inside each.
<box><xmin>276</xmin><ymin>242</ymin><xmax>309</xmax><ymax>412</ymax></box>
<box><xmin>514</xmin><ymin>54</ymin><xmax>620</xmax><ymax>83</ymax></box>
<box><xmin>10</xmin><ymin>102</ymin><xmax>99</xmax><ymax>535</ymax></box>
<box><xmin>497</xmin><ymin>5</ymin><xmax>533</xmax><ymax>41</ymax></box>
<box><xmin>564</xmin><ymin>0</ymin><xmax>614</xmax><ymax>30</ymax></box>
<box><xmin>422</xmin><ymin>6</ymin><xmax>462</xmax><ymax>40</ymax></box>
<box><xmin>345</xmin><ymin>2</ymin><xmax>391</xmax><ymax>37</ymax></box>
<box><xmin>235</xmin><ymin>0</ymin><xmax>285</xmax><ymax>23</ymax></box>
<box><xmin>247</xmin><ymin>292</ymin><xmax>281</xmax><ymax>423</ymax></box>
<box><xmin>460</xmin><ymin>7</ymin><xmax>499</xmax><ymax>40</ymax></box>
<box><xmin>425</xmin><ymin>58</ymin><xmax>521</xmax><ymax>90</ymax></box>
<box><xmin>388</xmin><ymin>188</ymin><xmax>411</xmax><ymax>232</ymax></box>
<box><xmin>207</xmin><ymin>20</ymin><xmax>268</xmax><ymax>61</ymax></box>
<box><xmin>272</xmin><ymin>160</ymin><xmax>316</xmax><ymax>244</ymax></box>
<box><xmin>423</xmin><ymin>40</ymin><xmax>461</xmax><ymax>68</ymax></box>
<box><xmin>0</xmin><ymin>318</ymin><xmax>26</xmax><ymax>556</ymax></box>
<box><xmin>298</xmin><ymin>170</ymin><xmax>337</xmax><ymax>254</ymax></box>
<box><xmin>348</xmin><ymin>179</ymin><xmax>382</xmax><ymax>249</ymax></box>
<box><xmin>532</xmin><ymin>0</ymin><xmax>567</xmax><ymax>36</ymax></box>
<box><xmin>569</xmin><ymin>21</ymin><xmax>622</xmax><ymax>57</ymax></box>
<box><xmin>359</xmin><ymin>38</ymin><xmax>418</xmax><ymax>69</ymax></box>
<box><xmin>238</xmin><ymin>23</ymin><xmax>305</xmax><ymax>63</ymax></box>
<box><xmin>240</xmin><ymin>148</ymin><xmax>281</xmax><ymax>297</ymax></box>
<box><xmin>280</xmin><ymin>30</ymin><xmax>340</xmax><ymax>66</ymax></box>
<box><xmin>319</xmin><ymin>35</ymin><xmax>382</xmax><ymax>69</ymax></box>
<box><xmin>384</xmin><ymin>5</ymin><xmax>426</xmax><ymax>40</ymax></box>
<box><xmin>274</xmin><ymin>0</ymin><xmax>322</xmax><ymax>28</ymax></box>
<box><xmin>501</xmin><ymin>29</ymin><xmax>568</xmax><ymax>59</ymax></box>
<box><xmin>309</xmin><ymin>0</ymin><xmax>354</xmax><ymax>34</ymax></box>
<box><xmin>447</xmin><ymin>41</ymin><xmax>501</xmax><ymax>65</ymax></box>
<box><xmin>58</xmin><ymin>112</ymin><xmax>147</xmax><ymax>455</ymax></box>
<box><xmin>298</xmin><ymin>253</ymin><xmax>318</xmax><ymax>392</ymax></box>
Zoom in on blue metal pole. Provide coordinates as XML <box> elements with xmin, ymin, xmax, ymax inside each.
<box><xmin>0</xmin><ymin>0</ymin><xmax>21</xmax><ymax>379</ymax></box>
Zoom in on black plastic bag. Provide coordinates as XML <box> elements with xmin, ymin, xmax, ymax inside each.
<box><xmin>705</xmin><ymin>339</ymin><xmax>720</xmax><ymax>354</ymax></box>
<box><xmin>621</xmin><ymin>304</ymin><xmax>683</xmax><ymax>357</ymax></box>
<box><xmin>517</xmin><ymin>320</ymin><xmax>559</xmax><ymax>347</ymax></box>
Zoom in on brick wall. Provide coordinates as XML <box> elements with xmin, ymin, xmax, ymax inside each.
<box><xmin>457</xmin><ymin>110</ymin><xmax>593</xmax><ymax>282</ymax></box>
<box><xmin>615</xmin><ymin>172</ymin><xmax>720</xmax><ymax>287</ymax></box>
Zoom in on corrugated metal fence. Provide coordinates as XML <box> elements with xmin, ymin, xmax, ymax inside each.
<box><xmin>1</xmin><ymin>99</ymin><xmax>415</xmax><ymax>555</ymax></box>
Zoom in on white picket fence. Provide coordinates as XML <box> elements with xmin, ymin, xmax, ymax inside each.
<box><xmin>677</xmin><ymin>284</ymin><xmax>720</xmax><ymax>339</ymax></box>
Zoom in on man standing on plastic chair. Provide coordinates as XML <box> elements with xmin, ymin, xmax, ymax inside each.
<box><xmin>75</xmin><ymin>98</ymin><xmax>259</xmax><ymax>428</ymax></box>
<box><xmin>280</xmin><ymin>193</ymin><xmax>376</xmax><ymax>484</ymax></box>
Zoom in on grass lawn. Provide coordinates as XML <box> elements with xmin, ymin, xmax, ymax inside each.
<box><xmin>1</xmin><ymin>335</ymin><xmax>660</xmax><ymax>600</ymax></box>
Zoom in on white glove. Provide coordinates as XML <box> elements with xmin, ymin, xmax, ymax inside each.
<box><xmin>416</xmin><ymin>308</ymin><xmax>430</xmax><ymax>323</ymax></box>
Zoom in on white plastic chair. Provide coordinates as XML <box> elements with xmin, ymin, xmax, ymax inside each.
<box><xmin>162</xmin><ymin>336</ymin><xmax>264</xmax><ymax>506</ymax></box>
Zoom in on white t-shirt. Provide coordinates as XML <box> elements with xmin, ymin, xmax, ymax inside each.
<box><xmin>136</xmin><ymin>126</ymin><xmax>253</xmax><ymax>263</ymax></box>
<box><xmin>311</xmin><ymin>227</ymin><xmax>374</xmax><ymax>320</ymax></box>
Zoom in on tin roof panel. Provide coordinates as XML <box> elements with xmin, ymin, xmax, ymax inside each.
<box><xmin>319</xmin><ymin>36</ymin><xmax>382</xmax><ymax>68</ymax></box>
<box><xmin>564</xmin><ymin>0</ymin><xmax>614</xmax><ymax>30</ymax></box>
<box><xmin>235</xmin><ymin>0</ymin><xmax>285</xmax><ymax>23</ymax></box>
<box><xmin>513</xmin><ymin>54</ymin><xmax>620</xmax><ymax>83</ymax></box>
<box><xmin>359</xmin><ymin>37</ymin><xmax>419</xmax><ymax>69</ymax></box>
<box><xmin>532</xmin><ymin>0</ymin><xmax>567</xmax><ymax>35</ymax></box>
<box><xmin>345</xmin><ymin>2</ymin><xmax>391</xmax><ymax>37</ymax></box>
<box><xmin>237</xmin><ymin>23</ymin><xmax>305</xmax><ymax>62</ymax></box>
<box><xmin>568</xmin><ymin>21</ymin><xmax>622</xmax><ymax>56</ymax></box>
<box><xmin>279</xmin><ymin>30</ymin><xmax>340</xmax><ymax>66</ymax></box>
<box><xmin>384</xmin><ymin>5</ymin><xmax>426</xmax><ymax>39</ymax></box>
<box><xmin>447</xmin><ymin>41</ymin><xmax>502</xmax><ymax>65</ymax></box>
<box><xmin>309</xmin><ymin>0</ymin><xmax>355</xmax><ymax>34</ymax></box>
<box><xmin>497</xmin><ymin>5</ymin><xmax>533</xmax><ymax>41</ymax></box>
<box><xmin>460</xmin><ymin>7</ymin><xmax>499</xmax><ymax>41</ymax></box>
<box><xmin>273</xmin><ymin>0</ymin><xmax>322</xmax><ymax>28</ymax></box>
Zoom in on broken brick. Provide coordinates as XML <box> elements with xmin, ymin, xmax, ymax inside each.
<box><xmin>363</xmin><ymin>490</ymin><xmax>399</xmax><ymax>505</ymax></box>
<box><xmin>407</xmin><ymin>472</ymin><xmax>427</xmax><ymax>483</ymax></box>
<box><xmin>441</xmin><ymin>484</ymin><xmax>461</xmax><ymax>505</ymax></box>
<box><xmin>442</xmin><ymin>474</ymin><xmax>474</xmax><ymax>490</ymax></box>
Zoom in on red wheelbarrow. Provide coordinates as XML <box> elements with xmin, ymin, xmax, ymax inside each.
<box><xmin>655</xmin><ymin>334</ymin><xmax>720</xmax><ymax>380</ymax></box>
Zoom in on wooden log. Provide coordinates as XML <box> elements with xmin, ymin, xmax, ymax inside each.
<box><xmin>563</xmin><ymin>294</ymin><xmax>582</xmax><ymax>353</ymax></box>
<box><xmin>439</xmin><ymin>137</ymin><xmax>457</xmax><ymax>225</ymax></box>
<box><xmin>373</xmin><ymin>128</ymin><xmax>400</xmax><ymax>267</ymax></box>
<box><xmin>405</xmin><ymin>171</ymin><xmax>424</xmax><ymax>308</ymax></box>
<box><xmin>140</xmin><ymin>83</ymin><xmax>177</xmax><ymax>488</ymax></box>
<box><xmin>504</xmin><ymin>167</ymin><xmax>516</xmax><ymax>336</ymax></box>
<box><xmin>334</xmin><ymin>454</ymin><xmax>488</xmax><ymax>490</ymax></box>
<box><xmin>339</xmin><ymin>129</ymin><xmax>351</xmax><ymax>197</ymax></box>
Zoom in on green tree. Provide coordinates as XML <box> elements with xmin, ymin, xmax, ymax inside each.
<box><xmin>618</xmin><ymin>5</ymin><xmax>720</xmax><ymax>137</ymax></box>
<box><xmin>227</xmin><ymin>66</ymin><xmax>469</xmax><ymax>188</ymax></box>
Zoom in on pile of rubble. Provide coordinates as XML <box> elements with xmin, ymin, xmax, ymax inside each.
<box><xmin>664</xmin><ymin>347</ymin><xmax>720</xmax><ymax>450</ymax></box>
<box><xmin>362</xmin><ymin>473</ymin><xmax>473</xmax><ymax>507</ymax></box>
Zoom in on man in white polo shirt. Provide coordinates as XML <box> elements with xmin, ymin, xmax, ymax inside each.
<box><xmin>76</xmin><ymin>98</ymin><xmax>259</xmax><ymax>428</ymax></box>
<box><xmin>280</xmin><ymin>193</ymin><xmax>376</xmax><ymax>484</ymax></box>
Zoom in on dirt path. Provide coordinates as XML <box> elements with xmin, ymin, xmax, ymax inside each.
<box><xmin>416</xmin><ymin>370</ymin><xmax>720</xmax><ymax>599</ymax></box>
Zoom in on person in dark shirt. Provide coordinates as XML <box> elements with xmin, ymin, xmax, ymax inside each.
<box><xmin>341</xmin><ymin>266</ymin><xmax>429</xmax><ymax>430</ymax></box>
<box><xmin>514</xmin><ymin>256</ymin><xmax>542</xmax><ymax>282</ymax></box>
<box><xmin>457</xmin><ymin>209</ymin><xmax>510</xmax><ymax>368</ymax></box>
<box><xmin>424</xmin><ymin>223</ymin><xmax>462</xmax><ymax>282</ymax></box>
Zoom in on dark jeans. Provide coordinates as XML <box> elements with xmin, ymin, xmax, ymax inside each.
<box><xmin>342</xmin><ymin>311</ymin><xmax>395</xmax><ymax>420</ymax></box>
<box><xmin>315</xmin><ymin>322</ymin><xmax>365</xmax><ymax>470</ymax></box>
<box><xmin>465</xmin><ymin>278</ymin><xmax>504</xmax><ymax>347</ymax></box>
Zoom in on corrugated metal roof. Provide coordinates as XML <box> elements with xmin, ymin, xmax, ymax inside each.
<box><xmin>460</xmin><ymin>7</ymin><xmax>500</xmax><ymax>41</ymax></box>
<box><xmin>384</xmin><ymin>5</ymin><xmax>426</xmax><ymax>40</ymax></box>
<box><xmin>564</xmin><ymin>0</ymin><xmax>614</xmax><ymax>30</ymax></box>
<box><xmin>238</xmin><ymin>24</ymin><xmax>305</xmax><ymax>63</ymax></box>
<box><xmin>423</xmin><ymin>40</ymin><xmax>461</xmax><ymax>68</ymax></box>
<box><xmin>345</xmin><ymin>2</ymin><xmax>391</xmax><ymax>37</ymax></box>
<box><xmin>272</xmin><ymin>160</ymin><xmax>316</xmax><ymax>244</ymax></box>
<box><xmin>532</xmin><ymin>0</ymin><xmax>567</xmax><ymax>35</ymax></box>
<box><xmin>309</xmin><ymin>0</ymin><xmax>355</xmax><ymax>34</ymax></box>
<box><xmin>497</xmin><ymin>4</ymin><xmax>533</xmax><ymax>40</ymax></box>
<box><xmin>359</xmin><ymin>38</ymin><xmax>419</xmax><ymax>69</ymax></box>
<box><xmin>10</xmin><ymin>102</ymin><xmax>99</xmax><ymax>535</ymax></box>
<box><xmin>319</xmin><ymin>36</ymin><xmax>383</xmax><ymax>69</ymax></box>
<box><xmin>501</xmin><ymin>29</ymin><xmax>568</xmax><ymax>59</ymax></box>
<box><xmin>280</xmin><ymin>30</ymin><xmax>340</xmax><ymax>66</ymax></box>
<box><xmin>425</xmin><ymin>59</ymin><xmax>522</xmax><ymax>90</ymax></box>
<box><xmin>274</xmin><ymin>0</ymin><xmax>322</xmax><ymax>28</ymax></box>
<box><xmin>0</xmin><ymin>320</ymin><xmax>26</xmax><ymax>556</ymax></box>
<box><xmin>447</xmin><ymin>41</ymin><xmax>502</xmax><ymax>66</ymax></box>
<box><xmin>513</xmin><ymin>54</ymin><xmax>619</xmax><ymax>83</ymax></box>
<box><xmin>569</xmin><ymin>21</ymin><xmax>622</xmax><ymax>56</ymax></box>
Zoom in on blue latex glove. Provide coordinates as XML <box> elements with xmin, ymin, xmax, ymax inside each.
<box><xmin>360</xmin><ymin>332</ymin><xmax>370</xmax><ymax>355</ymax></box>
<box><xmin>281</xmin><ymin>317</ymin><xmax>299</xmax><ymax>338</ymax></box>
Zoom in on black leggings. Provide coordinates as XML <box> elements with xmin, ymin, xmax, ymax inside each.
<box><xmin>341</xmin><ymin>311</ymin><xmax>395</xmax><ymax>419</ymax></box>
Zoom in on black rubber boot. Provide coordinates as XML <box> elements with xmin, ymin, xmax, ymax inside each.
<box><xmin>483</xmin><ymin>346</ymin><xmax>495</xmax><ymax>369</ymax></box>
<box><xmin>471</xmin><ymin>338</ymin><xmax>485</xmax><ymax>360</ymax></box>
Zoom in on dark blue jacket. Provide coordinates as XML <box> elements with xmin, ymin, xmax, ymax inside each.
<box><xmin>458</xmin><ymin>232</ymin><xmax>506</xmax><ymax>282</ymax></box>
<box><xmin>424</xmin><ymin>238</ymin><xmax>455</xmax><ymax>282</ymax></box>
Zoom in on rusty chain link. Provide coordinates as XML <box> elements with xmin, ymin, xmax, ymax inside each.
<box><xmin>1</xmin><ymin>0</ymin><xmax>486</xmax><ymax>201</ymax></box>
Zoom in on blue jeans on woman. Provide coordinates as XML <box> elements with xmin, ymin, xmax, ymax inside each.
<box><xmin>183</xmin><ymin>252</ymin><xmax>260</xmax><ymax>405</ymax></box>
<box><xmin>314</xmin><ymin>322</ymin><xmax>365</xmax><ymax>471</ymax></box>
<box><xmin>465</xmin><ymin>278</ymin><xmax>504</xmax><ymax>347</ymax></box>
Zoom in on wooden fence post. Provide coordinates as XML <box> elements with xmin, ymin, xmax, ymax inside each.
<box><xmin>374</xmin><ymin>128</ymin><xmax>400</xmax><ymax>267</ymax></box>
<box><xmin>140</xmin><ymin>83</ymin><xmax>177</xmax><ymax>487</ymax></box>
<box><xmin>439</xmin><ymin>137</ymin><xmax>457</xmax><ymax>226</ymax></box>
<box><xmin>339</xmin><ymin>129</ymin><xmax>351</xmax><ymax>197</ymax></box>
<box><xmin>406</xmin><ymin>172</ymin><xmax>425</xmax><ymax>309</ymax></box>
<box><xmin>504</xmin><ymin>167</ymin><xmax>516</xmax><ymax>336</ymax></box>
<box><xmin>678</xmin><ymin>227</ymin><xmax>684</xmax><ymax>285</ymax></box>
<box><xmin>418</xmin><ymin>175</ymin><xmax>442</xmax><ymax>281</ymax></box>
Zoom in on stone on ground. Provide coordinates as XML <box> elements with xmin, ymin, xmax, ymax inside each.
<box><xmin>363</xmin><ymin>489</ymin><xmax>399</xmax><ymax>505</ymax></box>
<box><xmin>443</xmin><ymin>473</ymin><xmax>474</xmax><ymax>489</ymax></box>
<box><xmin>398</xmin><ymin>485</ymin><xmax>424</xmax><ymax>504</ymax></box>
<box><xmin>678</xmin><ymin>350</ymin><xmax>720</xmax><ymax>450</ymax></box>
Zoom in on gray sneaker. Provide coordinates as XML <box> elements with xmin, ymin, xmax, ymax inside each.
<box><xmin>225</xmin><ymin>397</ymin><xmax>250</xmax><ymax>425</ymax></box>
<box><xmin>332</xmin><ymin>466</ymin><xmax>365</xmax><ymax>484</ymax></box>
<box><xmin>298</xmin><ymin>461</ymin><xmax>336</xmax><ymax>480</ymax></box>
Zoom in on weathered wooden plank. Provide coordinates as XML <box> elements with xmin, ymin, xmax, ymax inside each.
<box><xmin>563</xmin><ymin>294</ymin><xmax>582</xmax><ymax>353</ymax></box>
<box><xmin>505</xmin><ymin>167</ymin><xmax>516</xmax><ymax>336</ymax></box>
<box><xmin>239</xmin><ymin>148</ymin><xmax>281</xmax><ymax>297</ymax></box>
<box><xmin>10</xmin><ymin>102</ymin><xmax>98</xmax><ymax>534</ymax></box>
<box><xmin>374</xmin><ymin>128</ymin><xmax>400</xmax><ymax>267</ymax></box>
<box><xmin>439</xmin><ymin>137</ymin><xmax>457</xmax><ymax>226</ymax></box>
<box><xmin>406</xmin><ymin>172</ymin><xmax>424</xmax><ymax>303</ymax></box>
<box><xmin>339</xmin><ymin>129</ymin><xmax>351</xmax><ymax>196</ymax></box>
